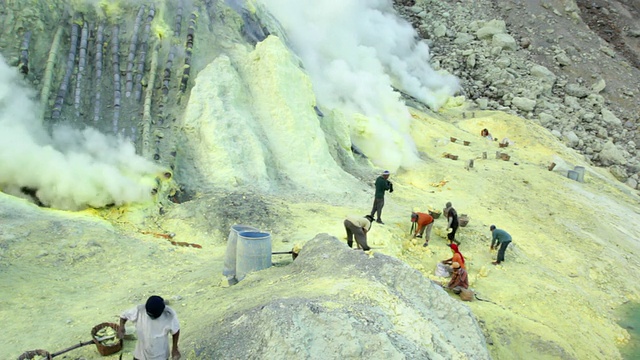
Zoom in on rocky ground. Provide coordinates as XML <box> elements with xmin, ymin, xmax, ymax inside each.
<box><xmin>196</xmin><ymin>235</ymin><xmax>490</xmax><ymax>360</ymax></box>
<box><xmin>394</xmin><ymin>0</ymin><xmax>640</xmax><ymax>191</ymax></box>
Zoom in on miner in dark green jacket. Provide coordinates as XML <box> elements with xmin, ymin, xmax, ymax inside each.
<box><xmin>369</xmin><ymin>170</ymin><xmax>393</xmax><ymax>224</ymax></box>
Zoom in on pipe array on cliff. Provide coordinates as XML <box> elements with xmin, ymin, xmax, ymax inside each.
<box><xmin>180</xmin><ymin>12</ymin><xmax>197</xmax><ymax>93</ymax></box>
<box><xmin>162</xmin><ymin>51</ymin><xmax>175</xmax><ymax>97</ymax></box>
<box><xmin>18</xmin><ymin>31</ymin><xmax>31</xmax><ymax>75</ymax></box>
<box><xmin>93</xmin><ymin>23</ymin><xmax>105</xmax><ymax>123</ymax></box>
<box><xmin>162</xmin><ymin>1</ymin><xmax>184</xmax><ymax>97</ymax></box>
<box><xmin>40</xmin><ymin>27</ymin><xmax>63</xmax><ymax>120</ymax></box>
<box><xmin>142</xmin><ymin>44</ymin><xmax>159</xmax><ymax>158</ymax></box>
<box><xmin>174</xmin><ymin>0</ymin><xmax>184</xmax><ymax>37</ymax></box>
<box><xmin>203</xmin><ymin>0</ymin><xmax>215</xmax><ymax>31</ymax></box>
<box><xmin>52</xmin><ymin>22</ymin><xmax>80</xmax><ymax>120</ymax></box>
<box><xmin>135</xmin><ymin>4</ymin><xmax>156</xmax><ymax>102</ymax></box>
<box><xmin>111</xmin><ymin>25</ymin><xmax>121</xmax><ymax>133</ymax></box>
<box><xmin>74</xmin><ymin>21</ymin><xmax>89</xmax><ymax>117</ymax></box>
<box><xmin>126</xmin><ymin>6</ymin><xmax>145</xmax><ymax>99</ymax></box>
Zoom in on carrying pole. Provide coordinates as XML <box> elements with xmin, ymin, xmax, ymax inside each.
<box><xmin>50</xmin><ymin>336</ymin><xmax>115</xmax><ymax>358</ymax></box>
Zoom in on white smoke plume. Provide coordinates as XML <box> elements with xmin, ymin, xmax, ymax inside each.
<box><xmin>0</xmin><ymin>55</ymin><xmax>160</xmax><ymax>210</ymax></box>
<box><xmin>260</xmin><ymin>0</ymin><xmax>459</xmax><ymax>170</ymax></box>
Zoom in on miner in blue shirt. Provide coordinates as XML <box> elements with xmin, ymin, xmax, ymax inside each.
<box><xmin>490</xmin><ymin>225</ymin><xmax>512</xmax><ymax>265</ymax></box>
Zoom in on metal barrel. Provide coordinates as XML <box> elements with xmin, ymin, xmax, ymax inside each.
<box><xmin>236</xmin><ymin>231</ymin><xmax>272</xmax><ymax>281</ymax></box>
<box><xmin>223</xmin><ymin>225</ymin><xmax>258</xmax><ymax>281</ymax></box>
<box><xmin>573</xmin><ymin>166</ymin><xmax>585</xmax><ymax>182</ymax></box>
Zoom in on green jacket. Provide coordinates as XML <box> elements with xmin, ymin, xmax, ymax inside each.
<box><xmin>374</xmin><ymin>176</ymin><xmax>391</xmax><ymax>199</ymax></box>
<box><xmin>491</xmin><ymin>229</ymin><xmax>512</xmax><ymax>248</ymax></box>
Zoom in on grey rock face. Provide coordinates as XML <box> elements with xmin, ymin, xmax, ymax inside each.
<box><xmin>394</xmin><ymin>1</ymin><xmax>640</xmax><ymax>180</ymax></box>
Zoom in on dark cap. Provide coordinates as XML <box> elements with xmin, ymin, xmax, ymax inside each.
<box><xmin>490</xmin><ymin>225</ymin><xmax>496</xmax><ymax>231</ymax></box>
<box><xmin>145</xmin><ymin>295</ymin><xmax>165</xmax><ymax>319</ymax></box>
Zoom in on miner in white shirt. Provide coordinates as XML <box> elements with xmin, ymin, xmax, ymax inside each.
<box><xmin>118</xmin><ymin>295</ymin><xmax>181</xmax><ymax>360</ymax></box>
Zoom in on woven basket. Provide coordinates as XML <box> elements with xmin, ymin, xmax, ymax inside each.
<box><xmin>91</xmin><ymin>322</ymin><xmax>123</xmax><ymax>356</ymax></box>
<box><xmin>18</xmin><ymin>349</ymin><xmax>51</xmax><ymax>360</ymax></box>
<box><xmin>499</xmin><ymin>142</ymin><xmax>509</xmax><ymax>148</ymax></box>
<box><xmin>428</xmin><ymin>210</ymin><xmax>441</xmax><ymax>219</ymax></box>
<box><xmin>459</xmin><ymin>215</ymin><xmax>470</xmax><ymax>227</ymax></box>
<box><xmin>460</xmin><ymin>288</ymin><xmax>474</xmax><ymax>301</ymax></box>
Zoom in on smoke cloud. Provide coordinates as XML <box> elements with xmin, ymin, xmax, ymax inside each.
<box><xmin>0</xmin><ymin>55</ymin><xmax>160</xmax><ymax>211</ymax></box>
<box><xmin>260</xmin><ymin>0</ymin><xmax>459</xmax><ymax>170</ymax></box>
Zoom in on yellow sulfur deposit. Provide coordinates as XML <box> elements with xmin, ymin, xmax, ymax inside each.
<box><xmin>98</xmin><ymin>0</ymin><xmax>124</xmax><ymax>22</ymax></box>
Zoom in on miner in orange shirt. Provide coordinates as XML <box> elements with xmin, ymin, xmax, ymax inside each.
<box><xmin>441</xmin><ymin>243</ymin><xmax>466</xmax><ymax>270</ymax></box>
<box><xmin>411</xmin><ymin>212</ymin><xmax>434</xmax><ymax>247</ymax></box>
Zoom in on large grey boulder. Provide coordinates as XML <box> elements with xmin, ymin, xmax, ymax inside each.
<box><xmin>454</xmin><ymin>32</ymin><xmax>475</xmax><ymax>45</ymax></box>
<box><xmin>198</xmin><ymin>235</ymin><xmax>491</xmax><ymax>360</ymax></box>
<box><xmin>530</xmin><ymin>65</ymin><xmax>556</xmax><ymax>84</ymax></box>
<box><xmin>598</xmin><ymin>141</ymin><xmax>627</xmax><ymax>166</ymax></box>
<box><xmin>600</xmin><ymin>108</ymin><xmax>622</xmax><ymax>127</ymax></box>
<box><xmin>492</xmin><ymin>33</ymin><xmax>517</xmax><ymax>51</ymax></box>
<box><xmin>609</xmin><ymin>165</ymin><xmax>628</xmax><ymax>181</ymax></box>
<box><xmin>565</xmin><ymin>84</ymin><xmax>589</xmax><ymax>98</ymax></box>
<box><xmin>563</xmin><ymin>131</ymin><xmax>580</xmax><ymax>148</ymax></box>
<box><xmin>591</xmin><ymin>79</ymin><xmax>606</xmax><ymax>93</ymax></box>
<box><xmin>511</xmin><ymin>96</ymin><xmax>536</xmax><ymax>112</ymax></box>
<box><xmin>476</xmin><ymin>20</ymin><xmax>506</xmax><ymax>40</ymax></box>
<box><xmin>538</xmin><ymin>112</ymin><xmax>556</xmax><ymax>126</ymax></box>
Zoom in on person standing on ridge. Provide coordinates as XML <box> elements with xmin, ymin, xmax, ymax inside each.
<box><xmin>480</xmin><ymin>128</ymin><xmax>494</xmax><ymax>141</ymax></box>
<box><xmin>118</xmin><ymin>295</ymin><xmax>181</xmax><ymax>360</ymax></box>
<box><xmin>411</xmin><ymin>212</ymin><xmax>434</xmax><ymax>247</ymax></box>
<box><xmin>344</xmin><ymin>214</ymin><xmax>374</xmax><ymax>251</ymax></box>
<box><xmin>444</xmin><ymin>202</ymin><xmax>460</xmax><ymax>245</ymax></box>
<box><xmin>490</xmin><ymin>225</ymin><xmax>512</xmax><ymax>265</ymax></box>
<box><xmin>370</xmin><ymin>170</ymin><xmax>393</xmax><ymax>224</ymax></box>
